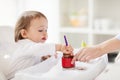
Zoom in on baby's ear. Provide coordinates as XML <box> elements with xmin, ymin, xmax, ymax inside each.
<box><xmin>20</xmin><ymin>29</ymin><xmax>28</xmax><ymax>38</ymax></box>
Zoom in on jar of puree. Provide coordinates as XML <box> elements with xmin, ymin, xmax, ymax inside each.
<box><xmin>62</xmin><ymin>54</ymin><xmax>75</xmax><ymax>68</ymax></box>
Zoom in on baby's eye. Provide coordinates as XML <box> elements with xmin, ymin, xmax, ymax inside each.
<box><xmin>38</xmin><ymin>30</ymin><xmax>43</xmax><ymax>32</ymax></box>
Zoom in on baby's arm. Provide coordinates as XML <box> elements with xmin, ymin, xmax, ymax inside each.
<box><xmin>40</xmin><ymin>44</ymin><xmax>73</xmax><ymax>61</ymax></box>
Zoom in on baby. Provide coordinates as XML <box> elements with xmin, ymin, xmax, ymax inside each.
<box><xmin>5</xmin><ymin>11</ymin><xmax>73</xmax><ymax>80</ymax></box>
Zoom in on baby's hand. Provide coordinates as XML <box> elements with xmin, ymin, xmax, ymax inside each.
<box><xmin>61</xmin><ymin>45</ymin><xmax>73</xmax><ymax>55</ymax></box>
<box><xmin>41</xmin><ymin>55</ymin><xmax>51</xmax><ymax>61</ymax></box>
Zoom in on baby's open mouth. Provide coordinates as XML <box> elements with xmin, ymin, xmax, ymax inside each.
<box><xmin>42</xmin><ymin>37</ymin><xmax>46</xmax><ymax>40</ymax></box>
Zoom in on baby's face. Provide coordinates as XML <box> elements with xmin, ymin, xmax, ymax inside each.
<box><xmin>26</xmin><ymin>17</ymin><xmax>48</xmax><ymax>43</ymax></box>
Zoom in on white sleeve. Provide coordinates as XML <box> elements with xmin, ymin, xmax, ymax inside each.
<box><xmin>16</xmin><ymin>40</ymin><xmax>56</xmax><ymax>57</ymax></box>
<box><xmin>13</xmin><ymin>42</ymin><xmax>56</xmax><ymax>57</ymax></box>
<box><xmin>31</xmin><ymin>43</ymin><xmax>56</xmax><ymax>56</ymax></box>
<box><xmin>115</xmin><ymin>34</ymin><xmax>120</xmax><ymax>40</ymax></box>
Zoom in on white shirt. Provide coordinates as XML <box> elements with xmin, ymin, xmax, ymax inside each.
<box><xmin>5</xmin><ymin>39</ymin><xmax>56</xmax><ymax>80</ymax></box>
<box><xmin>115</xmin><ymin>34</ymin><xmax>120</xmax><ymax>40</ymax></box>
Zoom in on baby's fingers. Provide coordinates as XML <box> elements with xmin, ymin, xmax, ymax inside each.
<box><xmin>68</xmin><ymin>45</ymin><xmax>73</xmax><ymax>51</ymax></box>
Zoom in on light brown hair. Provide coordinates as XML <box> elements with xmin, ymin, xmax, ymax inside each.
<box><xmin>15</xmin><ymin>11</ymin><xmax>47</xmax><ymax>42</ymax></box>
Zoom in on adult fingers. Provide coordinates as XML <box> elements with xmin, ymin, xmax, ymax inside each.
<box><xmin>77</xmin><ymin>48</ymin><xmax>86</xmax><ymax>61</ymax></box>
<box><xmin>71</xmin><ymin>53</ymin><xmax>79</xmax><ymax>64</ymax></box>
<box><xmin>71</xmin><ymin>49</ymin><xmax>84</xmax><ymax>63</ymax></box>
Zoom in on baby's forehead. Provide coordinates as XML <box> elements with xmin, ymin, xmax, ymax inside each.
<box><xmin>37</xmin><ymin>26</ymin><xmax>48</xmax><ymax>29</ymax></box>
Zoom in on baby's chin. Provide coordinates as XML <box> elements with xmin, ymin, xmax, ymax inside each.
<box><xmin>39</xmin><ymin>40</ymin><xmax>46</xmax><ymax>43</ymax></box>
<box><xmin>34</xmin><ymin>40</ymin><xmax>46</xmax><ymax>43</ymax></box>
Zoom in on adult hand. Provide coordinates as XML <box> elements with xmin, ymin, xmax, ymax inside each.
<box><xmin>72</xmin><ymin>46</ymin><xmax>103</xmax><ymax>63</ymax></box>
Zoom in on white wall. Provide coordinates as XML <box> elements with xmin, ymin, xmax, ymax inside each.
<box><xmin>0</xmin><ymin>0</ymin><xmax>17</xmax><ymax>27</ymax></box>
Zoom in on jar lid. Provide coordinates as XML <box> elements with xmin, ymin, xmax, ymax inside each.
<box><xmin>63</xmin><ymin>54</ymin><xmax>74</xmax><ymax>58</ymax></box>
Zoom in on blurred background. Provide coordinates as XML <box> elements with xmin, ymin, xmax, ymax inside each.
<box><xmin>0</xmin><ymin>0</ymin><xmax>120</xmax><ymax>48</ymax></box>
<box><xmin>0</xmin><ymin>0</ymin><xmax>120</xmax><ymax>79</ymax></box>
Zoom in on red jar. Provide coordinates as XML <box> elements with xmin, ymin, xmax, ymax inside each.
<box><xmin>62</xmin><ymin>54</ymin><xmax>75</xmax><ymax>68</ymax></box>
